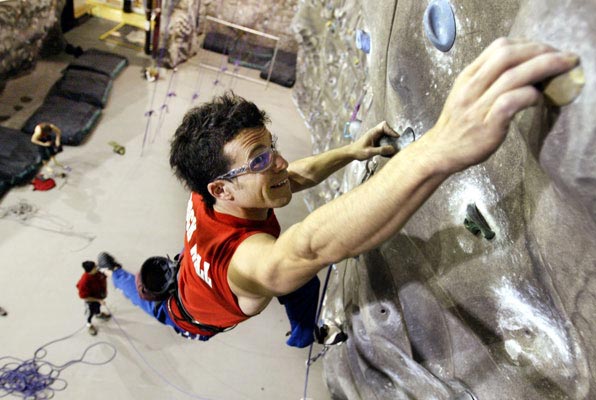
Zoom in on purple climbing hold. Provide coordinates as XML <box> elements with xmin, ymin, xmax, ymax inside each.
<box><xmin>355</xmin><ymin>29</ymin><xmax>371</xmax><ymax>54</ymax></box>
<box><xmin>423</xmin><ymin>0</ymin><xmax>456</xmax><ymax>52</ymax></box>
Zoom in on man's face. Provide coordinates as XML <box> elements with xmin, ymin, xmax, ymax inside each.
<box><xmin>221</xmin><ymin>127</ymin><xmax>292</xmax><ymax>212</ymax></box>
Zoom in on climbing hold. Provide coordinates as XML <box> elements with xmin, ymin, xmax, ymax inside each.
<box><xmin>464</xmin><ymin>203</ymin><xmax>495</xmax><ymax>240</ymax></box>
<box><xmin>539</xmin><ymin>65</ymin><xmax>585</xmax><ymax>106</ymax></box>
<box><xmin>378</xmin><ymin>127</ymin><xmax>416</xmax><ymax>156</ymax></box>
<box><xmin>423</xmin><ymin>0</ymin><xmax>456</xmax><ymax>52</ymax></box>
<box><xmin>108</xmin><ymin>141</ymin><xmax>126</xmax><ymax>155</ymax></box>
<box><xmin>315</xmin><ymin>321</ymin><xmax>348</xmax><ymax>345</ymax></box>
<box><xmin>355</xmin><ymin>29</ymin><xmax>371</xmax><ymax>54</ymax></box>
<box><xmin>326</xmin><ymin>20</ymin><xmax>337</xmax><ymax>33</ymax></box>
<box><xmin>343</xmin><ymin>119</ymin><xmax>362</xmax><ymax>139</ymax></box>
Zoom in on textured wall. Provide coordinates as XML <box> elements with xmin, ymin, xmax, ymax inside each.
<box><xmin>160</xmin><ymin>0</ymin><xmax>298</xmax><ymax>68</ymax></box>
<box><xmin>0</xmin><ymin>0</ymin><xmax>65</xmax><ymax>91</ymax></box>
<box><xmin>293</xmin><ymin>0</ymin><xmax>596</xmax><ymax>399</ymax></box>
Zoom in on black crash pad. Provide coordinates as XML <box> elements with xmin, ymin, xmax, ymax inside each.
<box><xmin>22</xmin><ymin>96</ymin><xmax>102</xmax><ymax>145</ymax></box>
<box><xmin>67</xmin><ymin>48</ymin><xmax>128</xmax><ymax>78</ymax></box>
<box><xmin>0</xmin><ymin>126</ymin><xmax>41</xmax><ymax>196</ymax></box>
<box><xmin>48</xmin><ymin>68</ymin><xmax>113</xmax><ymax>108</ymax></box>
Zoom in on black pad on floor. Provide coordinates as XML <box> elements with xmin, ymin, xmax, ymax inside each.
<box><xmin>22</xmin><ymin>96</ymin><xmax>102</xmax><ymax>145</ymax></box>
<box><xmin>260</xmin><ymin>51</ymin><xmax>297</xmax><ymax>88</ymax></box>
<box><xmin>202</xmin><ymin>32</ymin><xmax>235</xmax><ymax>55</ymax></box>
<box><xmin>0</xmin><ymin>126</ymin><xmax>41</xmax><ymax>196</ymax></box>
<box><xmin>48</xmin><ymin>69</ymin><xmax>113</xmax><ymax>108</ymax></box>
<box><xmin>67</xmin><ymin>48</ymin><xmax>129</xmax><ymax>78</ymax></box>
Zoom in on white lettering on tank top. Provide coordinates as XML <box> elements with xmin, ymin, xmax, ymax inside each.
<box><xmin>185</xmin><ymin>197</ymin><xmax>213</xmax><ymax>288</ymax></box>
<box><xmin>190</xmin><ymin>245</ymin><xmax>213</xmax><ymax>288</ymax></box>
<box><xmin>186</xmin><ymin>198</ymin><xmax>197</xmax><ymax>241</ymax></box>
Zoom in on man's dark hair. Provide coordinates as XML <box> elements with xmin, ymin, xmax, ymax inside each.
<box><xmin>169</xmin><ymin>92</ymin><xmax>270</xmax><ymax>208</ymax></box>
<box><xmin>40</xmin><ymin>123</ymin><xmax>54</xmax><ymax>135</ymax></box>
<box><xmin>82</xmin><ymin>261</ymin><xmax>95</xmax><ymax>273</ymax></box>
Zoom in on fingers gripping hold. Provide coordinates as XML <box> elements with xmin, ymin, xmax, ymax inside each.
<box><xmin>429</xmin><ymin>38</ymin><xmax>579</xmax><ymax>173</ymax></box>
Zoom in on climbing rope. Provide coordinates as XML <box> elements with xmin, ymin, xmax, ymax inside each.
<box><xmin>302</xmin><ymin>264</ymin><xmax>334</xmax><ymax>400</ymax></box>
<box><xmin>0</xmin><ymin>199</ymin><xmax>96</xmax><ymax>246</ymax></box>
<box><xmin>0</xmin><ymin>325</ymin><xmax>116</xmax><ymax>399</ymax></box>
<box><xmin>141</xmin><ymin>0</ymin><xmax>178</xmax><ymax>155</ymax></box>
<box><xmin>105</xmin><ymin>305</ymin><xmax>213</xmax><ymax>400</ymax></box>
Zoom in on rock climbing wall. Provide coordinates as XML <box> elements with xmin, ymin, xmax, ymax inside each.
<box><xmin>292</xmin><ymin>0</ymin><xmax>596</xmax><ymax>399</ymax></box>
<box><xmin>0</xmin><ymin>0</ymin><xmax>65</xmax><ymax>93</ymax></box>
<box><xmin>159</xmin><ymin>0</ymin><xmax>298</xmax><ymax>68</ymax></box>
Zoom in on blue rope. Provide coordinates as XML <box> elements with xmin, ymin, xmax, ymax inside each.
<box><xmin>0</xmin><ymin>325</ymin><xmax>116</xmax><ymax>399</ymax></box>
<box><xmin>302</xmin><ymin>264</ymin><xmax>334</xmax><ymax>400</ymax></box>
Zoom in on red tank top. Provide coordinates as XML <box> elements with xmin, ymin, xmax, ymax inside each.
<box><xmin>169</xmin><ymin>192</ymin><xmax>280</xmax><ymax>334</ymax></box>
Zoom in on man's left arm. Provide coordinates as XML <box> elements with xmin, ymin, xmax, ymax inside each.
<box><xmin>287</xmin><ymin>122</ymin><xmax>398</xmax><ymax>192</ymax></box>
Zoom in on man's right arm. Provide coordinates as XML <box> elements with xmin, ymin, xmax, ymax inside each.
<box><xmin>230</xmin><ymin>38</ymin><xmax>580</xmax><ymax>297</ymax></box>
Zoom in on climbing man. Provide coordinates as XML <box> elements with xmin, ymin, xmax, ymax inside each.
<box><xmin>108</xmin><ymin>38</ymin><xmax>579</xmax><ymax>346</ymax></box>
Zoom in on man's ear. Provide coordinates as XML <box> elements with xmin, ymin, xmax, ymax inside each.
<box><xmin>207</xmin><ymin>181</ymin><xmax>233</xmax><ymax>201</ymax></box>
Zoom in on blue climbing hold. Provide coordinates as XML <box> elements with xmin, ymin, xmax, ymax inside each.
<box><xmin>343</xmin><ymin>119</ymin><xmax>362</xmax><ymax>139</ymax></box>
<box><xmin>355</xmin><ymin>29</ymin><xmax>371</xmax><ymax>54</ymax></box>
<box><xmin>423</xmin><ymin>0</ymin><xmax>456</xmax><ymax>52</ymax></box>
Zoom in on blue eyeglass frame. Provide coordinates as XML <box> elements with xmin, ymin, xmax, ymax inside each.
<box><xmin>212</xmin><ymin>135</ymin><xmax>278</xmax><ymax>181</ymax></box>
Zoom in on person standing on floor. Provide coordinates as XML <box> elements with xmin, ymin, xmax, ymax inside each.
<box><xmin>76</xmin><ymin>260</ymin><xmax>112</xmax><ymax>335</ymax></box>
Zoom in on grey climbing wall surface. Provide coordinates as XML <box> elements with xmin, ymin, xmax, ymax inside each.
<box><xmin>292</xmin><ymin>0</ymin><xmax>596</xmax><ymax>399</ymax></box>
<box><xmin>0</xmin><ymin>0</ymin><xmax>65</xmax><ymax>92</ymax></box>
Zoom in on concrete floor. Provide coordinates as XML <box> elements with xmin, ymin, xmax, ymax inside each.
<box><xmin>0</xmin><ymin>17</ymin><xmax>331</xmax><ymax>400</ymax></box>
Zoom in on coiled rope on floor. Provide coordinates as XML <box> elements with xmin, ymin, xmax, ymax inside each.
<box><xmin>0</xmin><ymin>325</ymin><xmax>116</xmax><ymax>399</ymax></box>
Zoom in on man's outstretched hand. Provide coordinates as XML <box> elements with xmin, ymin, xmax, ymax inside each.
<box><xmin>421</xmin><ymin>38</ymin><xmax>579</xmax><ymax>174</ymax></box>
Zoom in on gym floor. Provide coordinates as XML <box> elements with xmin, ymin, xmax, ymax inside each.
<box><xmin>0</xmin><ymin>15</ymin><xmax>330</xmax><ymax>400</ymax></box>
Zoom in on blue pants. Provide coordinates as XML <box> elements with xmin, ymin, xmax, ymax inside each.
<box><xmin>111</xmin><ymin>269</ymin><xmax>210</xmax><ymax>341</ymax></box>
<box><xmin>112</xmin><ymin>269</ymin><xmax>319</xmax><ymax>346</ymax></box>
<box><xmin>277</xmin><ymin>276</ymin><xmax>320</xmax><ymax>348</ymax></box>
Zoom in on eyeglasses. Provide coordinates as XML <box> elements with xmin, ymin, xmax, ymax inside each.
<box><xmin>213</xmin><ymin>135</ymin><xmax>278</xmax><ymax>181</ymax></box>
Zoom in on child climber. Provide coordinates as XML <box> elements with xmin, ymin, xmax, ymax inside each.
<box><xmin>76</xmin><ymin>260</ymin><xmax>111</xmax><ymax>335</ymax></box>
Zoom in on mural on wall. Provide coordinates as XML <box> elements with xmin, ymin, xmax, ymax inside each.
<box><xmin>292</xmin><ymin>0</ymin><xmax>595</xmax><ymax>399</ymax></box>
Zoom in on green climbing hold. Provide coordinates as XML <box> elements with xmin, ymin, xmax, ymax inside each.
<box><xmin>464</xmin><ymin>203</ymin><xmax>495</xmax><ymax>240</ymax></box>
<box><xmin>108</xmin><ymin>141</ymin><xmax>126</xmax><ymax>155</ymax></box>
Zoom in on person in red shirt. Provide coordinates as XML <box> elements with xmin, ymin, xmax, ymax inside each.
<box><xmin>76</xmin><ymin>260</ymin><xmax>111</xmax><ymax>336</ymax></box>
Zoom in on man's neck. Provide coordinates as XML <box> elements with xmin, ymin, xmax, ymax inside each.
<box><xmin>213</xmin><ymin>202</ymin><xmax>269</xmax><ymax>221</ymax></box>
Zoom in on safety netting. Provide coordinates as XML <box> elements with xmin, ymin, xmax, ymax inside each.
<box><xmin>0</xmin><ymin>126</ymin><xmax>41</xmax><ymax>197</ymax></box>
<box><xmin>48</xmin><ymin>68</ymin><xmax>113</xmax><ymax>108</ymax></box>
<box><xmin>67</xmin><ymin>48</ymin><xmax>129</xmax><ymax>79</ymax></box>
<box><xmin>22</xmin><ymin>96</ymin><xmax>102</xmax><ymax>145</ymax></box>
